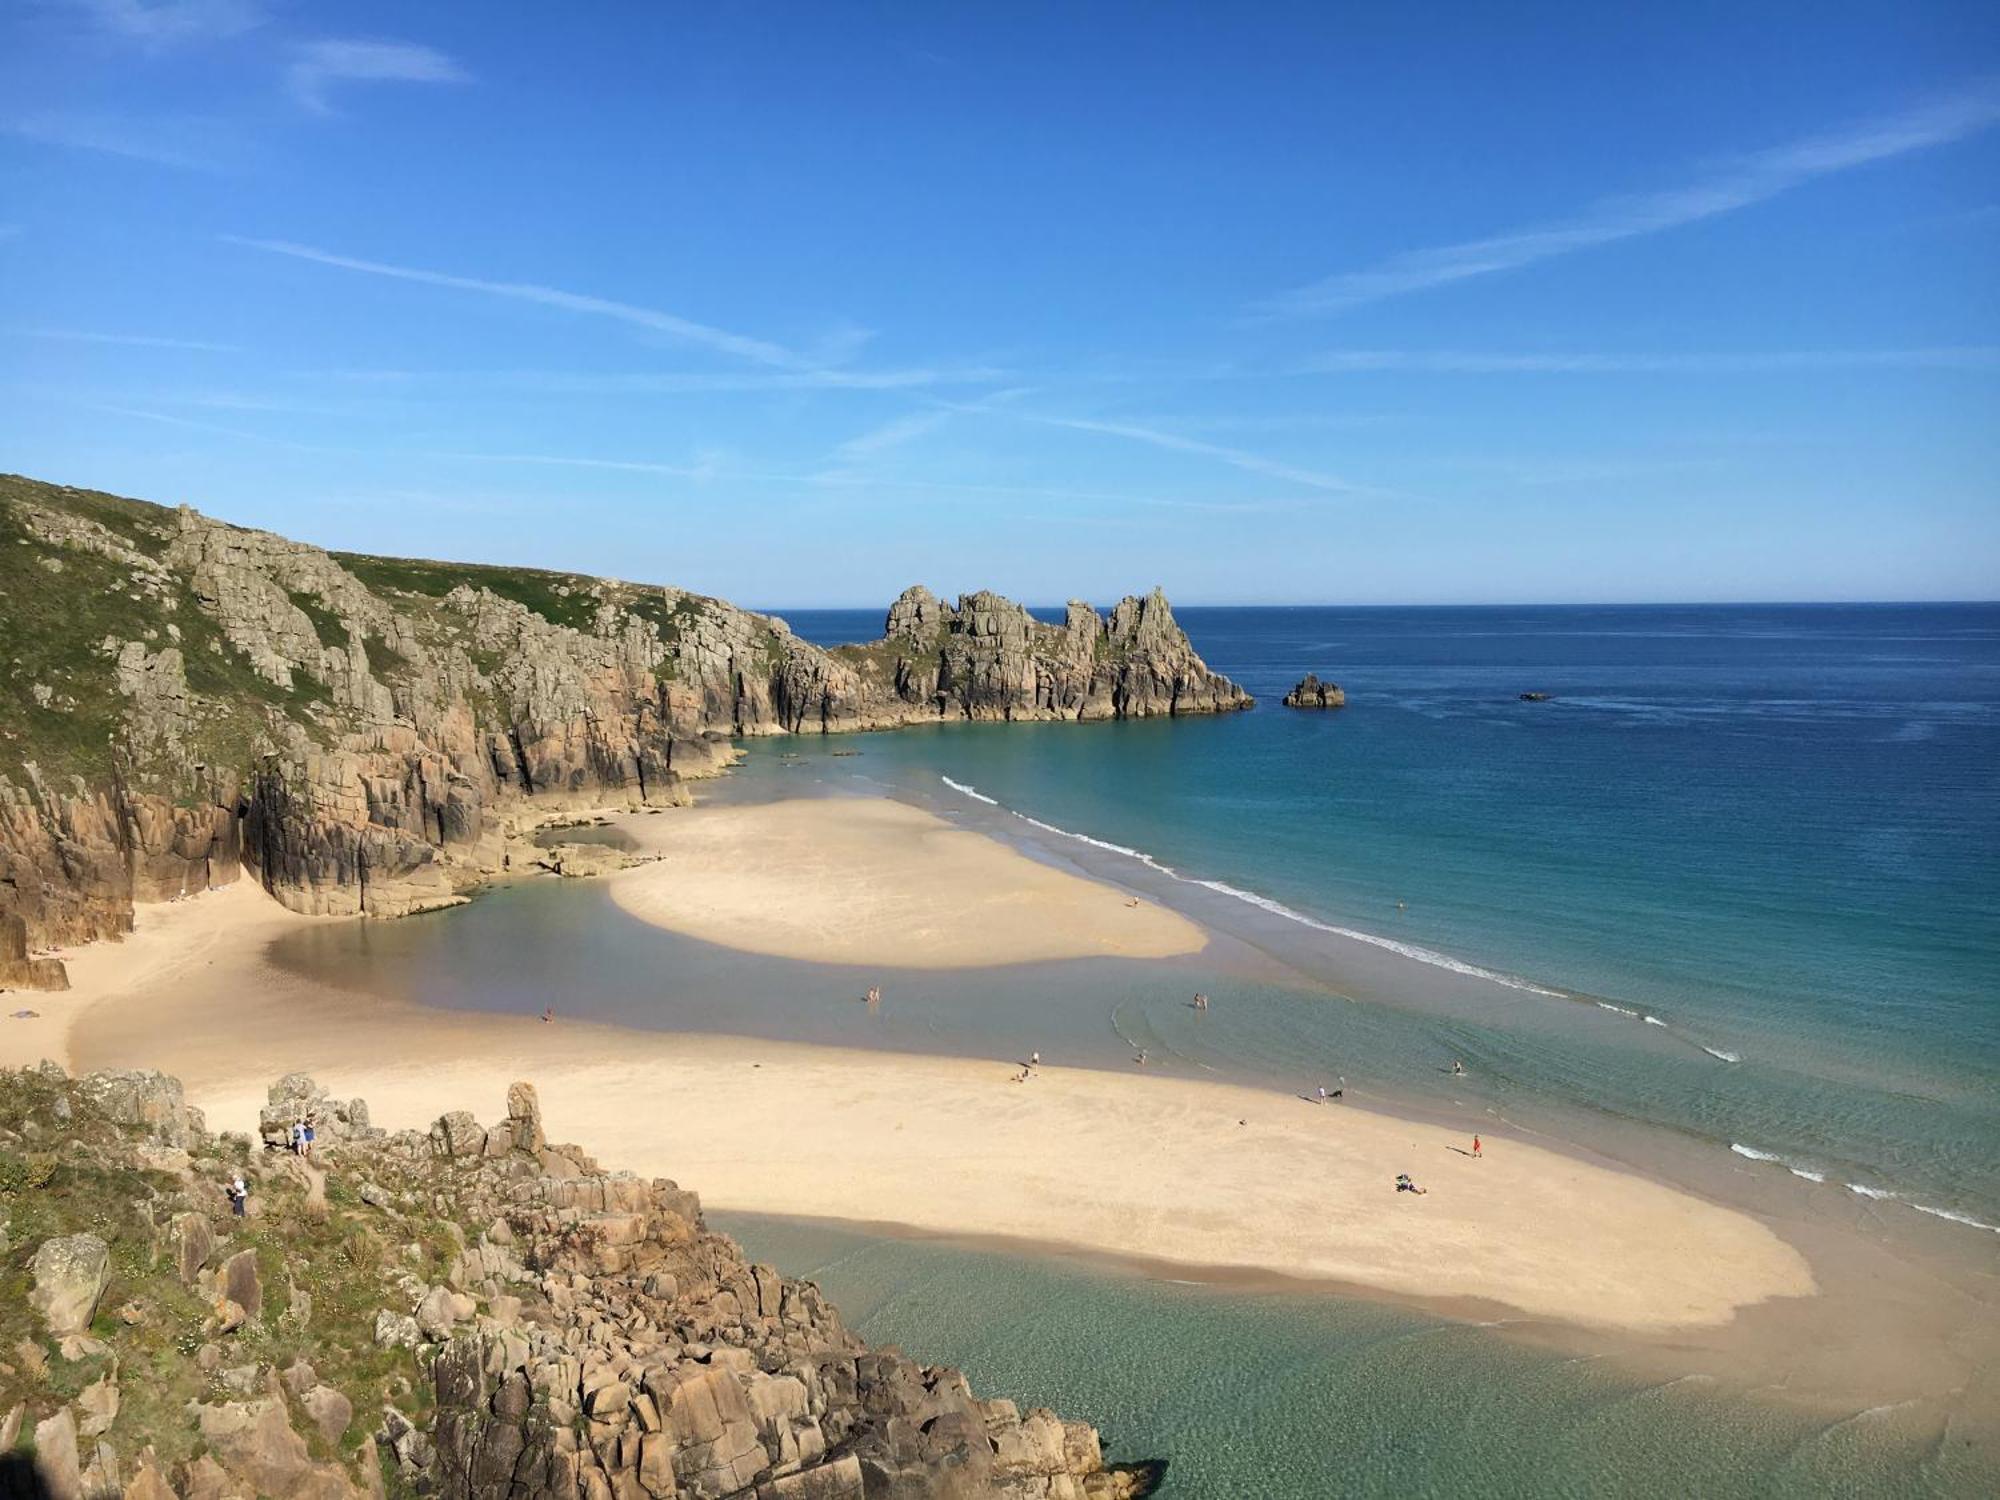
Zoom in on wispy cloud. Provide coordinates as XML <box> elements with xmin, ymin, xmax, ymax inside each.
<box><xmin>15</xmin><ymin>328</ymin><xmax>240</xmax><ymax>351</ymax></box>
<box><xmin>431</xmin><ymin>447</ymin><xmax>1319</xmax><ymax>513</ymax></box>
<box><xmin>5</xmin><ymin>111</ymin><xmax>232</xmax><ymax>170</ymax></box>
<box><xmin>76</xmin><ymin>401</ymin><xmax>340</xmax><ymax>451</ymax></box>
<box><xmin>1000</xmin><ymin>409</ymin><xmax>1375</xmax><ymax>494</ymax></box>
<box><xmin>1260</xmin><ymin>77</ymin><xmax>2000</xmax><ymax>315</ymax></box>
<box><xmin>1295</xmin><ymin>347</ymin><xmax>2000</xmax><ymax>374</ymax></box>
<box><xmin>55</xmin><ymin>0</ymin><xmax>266</xmax><ymax>47</ymax></box>
<box><xmin>828</xmin><ymin>410</ymin><xmax>951</xmax><ymax>465</ymax></box>
<box><xmin>304</xmin><ymin>365</ymin><xmax>1003</xmax><ymax>393</ymax></box>
<box><xmin>226</xmin><ymin>238</ymin><xmax>820</xmax><ymax>369</ymax></box>
<box><xmin>286</xmin><ymin>38</ymin><xmax>470</xmax><ymax>115</ymax></box>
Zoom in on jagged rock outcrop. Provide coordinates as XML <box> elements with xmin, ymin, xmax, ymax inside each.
<box><xmin>0</xmin><ymin>474</ymin><xmax>1247</xmax><ymax>972</ymax></box>
<box><xmin>0</xmin><ymin>1064</ymin><xmax>1156</xmax><ymax>1498</ymax></box>
<box><xmin>1281</xmin><ymin>675</ymin><xmax>1346</xmax><ymax>709</ymax></box>
<box><xmin>853</xmin><ymin>585</ymin><xmax>1251</xmax><ymax>723</ymax></box>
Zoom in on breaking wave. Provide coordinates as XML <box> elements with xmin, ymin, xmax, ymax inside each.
<box><xmin>939</xmin><ymin>776</ymin><xmax>999</xmax><ymax>806</ymax></box>
<box><xmin>1910</xmin><ymin>1203</ymin><xmax>2000</xmax><ymax>1234</ymax></box>
<box><xmin>944</xmin><ymin>777</ymin><xmax>1567</xmax><ymax>998</ymax></box>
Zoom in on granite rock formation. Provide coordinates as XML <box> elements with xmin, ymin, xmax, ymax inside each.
<box><xmin>0</xmin><ymin>474</ymin><xmax>1249</xmax><ymax>977</ymax></box>
<box><xmin>1281</xmin><ymin>675</ymin><xmax>1346</xmax><ymax>709</ymax></box>
<box><xmin>0</xmin><ymin>1064</ymin><xmax>1156</xmax><ymax>1499</ymax></box>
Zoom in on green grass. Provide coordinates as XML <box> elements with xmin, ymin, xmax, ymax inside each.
<box><xmin>333</xmin><ymin>551</ymin><xmax>608</xmax><ymax>633</ymax></box>
<box><xmin>0</xmin><ymin>473</ymin><xmax>174</xmax><ymax>559</ymax></box>
<box><xmin>0</xmin><ymin>496</ymin><xmax>162</xmax><ymax>784</ymax></box>
<box><xmin>362</xmin><ymin>635</ymin><xmax>408</xmax><ymax>677</ymax></box>
<box><xmin>288</xmin><ymin>591</ymin><xmax>351</xmax><ymax>650</ymax></box>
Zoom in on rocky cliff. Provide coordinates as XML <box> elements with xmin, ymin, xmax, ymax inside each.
<box><xmin>0</xmin><ymin>1064</ymin><xmax>1154</xmax><ymax>1498</ymax></box>
<box><xmin>0</xmin><ymin>474</ymin><xmax>1250</xmax><ymax>974</ymax></box>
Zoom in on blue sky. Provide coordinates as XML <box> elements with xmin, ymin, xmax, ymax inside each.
<box><xmin>2</xmin><ymin>1</ymin><xmax>1996</xmax><ymax>606</ymax></box>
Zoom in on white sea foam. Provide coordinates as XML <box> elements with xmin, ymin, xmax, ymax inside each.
<box><xmin>1700</xmin><ymin>1046</ymin><xmax>1742</xmax><ymax>1063</ymax></box>
<box><xmin>1910</xmin><ymin>1203</ymin><xmax>2000</xmax><ymax>1233</ymax></box>
<box><xmin>1596</xmin><ymin>1001</ymin><xmax>1641</xmax><ymax>1017</ymax></box>
<box><xmin>1848</xmin><ymin>1183</ymin><xmax>1898</xmax><ymax>1201</ymax></box>
<box><xmin>1730</xmin><ymin>1143</ymin><xmax>1826</xmax><ymax>1182</ymax></box>
<box><xmin>1643</xmin><ymin>1014</ymin><xmax>1667</xmax><ymax>1027</ymax></box>
<box><xmin>1010</xmin><ymin>813</ymin><xmax>1179</xmax><ymax>875</ymax></box>
<box><xmin>939</xmin><ymin>776</ymin><xmax>998</xmax><ymax>806</ymax></box>
<box><xmin>974</xmin><ymin>783</ymin><xmax>1573</xmax><ymax>1000</ymax></box>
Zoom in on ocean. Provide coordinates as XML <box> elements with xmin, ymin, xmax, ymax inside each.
<box><xmin>271</xmin><ymin>602</ymin><xmax>2000</xmax><ymax>1496</ymax></box>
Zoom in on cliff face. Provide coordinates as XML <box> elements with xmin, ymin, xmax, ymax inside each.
<box><xmin>0</xmin><ymin>475</ymin><xmax>1250</xmax><ymax>969</ymax></box>
<box><xmin>0</xmin><ymin>1064</ymin><xmax>1153</xmax><ymax>1498</ymax></box>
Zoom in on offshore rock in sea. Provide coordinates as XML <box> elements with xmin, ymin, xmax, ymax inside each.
<box><xmin>1282</xmin><ymin>674</ymin><xmax>1347</xmax><ymax>709</ymax></box>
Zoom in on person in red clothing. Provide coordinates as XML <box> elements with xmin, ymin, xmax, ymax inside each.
<box><xmin>1472</xmin><ymin>1135</ymin><xmax>1483</xmax><ymax>1158</ymax></box>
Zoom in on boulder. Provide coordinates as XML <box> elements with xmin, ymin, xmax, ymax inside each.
<box><xmin>75</xmin><ymin>1366</ymin><xmax>119</xmax><ymax>1437</ymax></box>
<box><xmin>173</xmin><ymin>1211</ymin><xmax>214</xmax><ymax>1285</ymax></box>
<box><xmin>222</xmin><ymin>1247</ymin><xmax>262</xmax><ymax>1319</ymax></box>
<box><xmin>301</xmin><ymin>1383</ymin><xmax>354</xmax><ymax>1446</ymax></box>
<box><xmin>415</xmin><ymin>1285</ymin><xmax>475</xmax><ymax>1339</ymax></box>
<box><xmin>196</xmin><ymin>1387</ymin><xmax>313</xmax><ymax>1495</ymax></box>
<box><xmin>429</xmin><ymin>1110</ymin><xmax>486</xmax><ymax>1158</ymax></box>
<box><xmin>29</xmin><ymin>1233</ymin><xmax>110</xmax><ymax>1335</ymax></box>
<box><xmin>31</xmin><ymin>1406</ymin><xmax>82</xmax><ymax>1500</ymax></box>
<box><xmin>1281</xmin><ymin>674</ymin><xmax>1346</xmax><ymax>709</ymax></box>
<box><xmin>124</xmin><ymin>1454</ymin><xmax>179</xmax><ymax>1500</ymax></box>
<box><xmin>373</xmin><ymin>1310</ymin><xmax>421</xmax><ymax>1349</ymax></box>
<box><xmin>76</xmin><ymin>1068</ymin><xmax>193</xmax><ymax>1145</ymax></box>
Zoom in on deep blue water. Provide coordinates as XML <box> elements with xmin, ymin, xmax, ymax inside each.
<box><xmin>770</xmin><ymin>603</ymin><xmax>2000</xmax><ymax>1226</ymax></box>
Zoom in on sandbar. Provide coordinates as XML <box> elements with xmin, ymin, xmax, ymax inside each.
<box><xmin>605</xmin><ymin>796</ymin><xmax>1206</xmax><ymax>967</ymax></box>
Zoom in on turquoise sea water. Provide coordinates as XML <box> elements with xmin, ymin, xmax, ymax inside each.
<box><xmin>270</xmin><ymin>603</ymin><xmax>2000</xmax><ymax>1495</ymax></box>
<box><xmin>760</xmin><ymin>603</ymin><xmax>2000</xmax><ymax>1230</ymax></box>
<box><xmin>710</xmin><ymin>1211</ymin><xmax>1987</xmax><ymax>1500</ymax></box>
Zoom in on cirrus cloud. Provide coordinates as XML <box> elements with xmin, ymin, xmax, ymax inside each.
<box><xmin>287</xmin><ymin>38</ymin><xmax>470</xmax><ymax>115</ymax></box>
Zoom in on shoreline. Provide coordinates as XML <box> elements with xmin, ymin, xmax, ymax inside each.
<box><xmin>8</xmin><ymin>800</ymin><xmax>1995</xmax><ymax>1440</ymax></box>
<box><xmin>33</xmin><ymin>880</ymin><xmax>1811</xmax><ymax>1336</ymax></box>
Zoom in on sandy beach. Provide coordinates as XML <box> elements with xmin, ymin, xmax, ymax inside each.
<box><xmin>9</xmin><ymin>812</ymin><xmax>1816</xmax><ymax>1341</ymax></box>
<box><xmin>607</xmin><ymin>796</ymin><xmax>1206</xmax><ymax>966</ymax></box>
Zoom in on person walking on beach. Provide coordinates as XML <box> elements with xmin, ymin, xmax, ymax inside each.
<box><xmin>1030</xmin><ymin>1051</ymin><xmax>1040</xmax><ymax>1068</ymax></box>
<box><xmin>1472</xmin><ymin>1134</ymin><xmax>1482</xmax><ymax>1159</ymax></box>
<box><xmin>542</xmin><ymin>1004</ymin><xmax>554</xmax><ymax>1024</ymax></box>
<box><xmin>1317</xmin><ymin>1085</ymin><xmax>1328</xmax><ymax>1103</ymax></box>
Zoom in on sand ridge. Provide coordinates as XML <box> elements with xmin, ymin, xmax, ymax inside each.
<box><xmin>605</xmin><ymin>795</ymin><xmax>1207</xmax><ymax>967</ymax></box>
